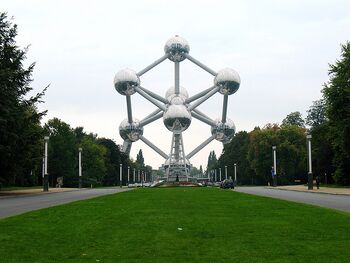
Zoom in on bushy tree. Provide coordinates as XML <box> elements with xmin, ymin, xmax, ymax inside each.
<box><xmin>323</xmin><ymin>42</ymin><xmax>350</xmax><ymax>185</ymax></box>
<box><xmin>0</xmin><ymin>13</ymin><xmax>47</xmax><ymax>186</ymax></box>
<box><xmin>281</xmin><ymin>111</ymin><xmax>305</xmax><ymax>127</ymax></box>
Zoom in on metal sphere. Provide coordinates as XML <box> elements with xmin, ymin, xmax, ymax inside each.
<box><xmin>164</xmin><ymin>35</ymin><xmax>190</xmax><ymax>62</ymax></box>
<box><xmin>114</xmin><ymin>68</ymin><xmax>140</xmax><ymax>96</ymax></box>
<box><xmin>163</xmin><ymin>105</ymin><xmax>192</xmax><ymax>132</ymax></box>
<box><xmin>214</xmin><ymin>68</ymin><xmax>240</xmax><ymax>95</ymax></box>
<box><xmin>211</xmin><ymin>118</ymin><xmax>236</xmax><ymax>144</ymax></box>
<box><xmin>165</xmin><ymin>86</ymin><xmax>189</xmax><ymax>102</ymax></box>
<box><xmin>119</xmin><ymin>119</ymin><xmax>143</xmax><ymax>142</ymax></box>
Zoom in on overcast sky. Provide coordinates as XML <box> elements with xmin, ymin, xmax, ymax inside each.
<box><xmin>4</xmin><ymin>0</ymin><xmax>350</xmax><ymax>169</ymax></box>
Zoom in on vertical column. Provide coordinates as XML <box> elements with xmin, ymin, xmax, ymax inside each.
<box><xmin>79</xmin><ymin>147</ymin><xmax>82</xmax><ymax>189</ymax></box>
<box><xmin>120</xmin><ymin>164</ymin><xmax>123</xmax><ymax>188</ymax></box>
<box><xmin>43</xmin><ymin>136</ymin><xmax>49</xmax><ymax>192</ymax></box>
<box><xmin>175</xmin><ymin>62</ymin><xmax>180</xmax><ymax>94</ymax></box>
<box><xmin>127</xmin><ymin>166</ymin><xmax>130</xmax><ymax>186</ymax></box>
<box><xmin>272</xmin><ymin>146</ymin><xmax>277</xmax><ymax>187</ymax></box>
<box><xmin>307</xmin><ymin>134</ymin><xmax>313</xmax><ymax>190</ymax></box>
<box><xmin>234</xmin><ymin>163</ymin><xmax>237</xmax><ymax>185</ymax></box>
<box><xmin>225</xmin><ymin>165</ymin><xmax>228</xmax><ymax>180</ymax></box>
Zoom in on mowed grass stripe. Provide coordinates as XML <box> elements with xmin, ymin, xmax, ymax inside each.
<box><xmin>0</xmin><ymin>187</ymin><xmax>349</xmax><ymax>263</ymax></box>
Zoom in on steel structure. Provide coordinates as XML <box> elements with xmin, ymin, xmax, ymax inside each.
<box><xmin>114</xmin><ymin>36</ymin><xmax>240</xmax><ymax>181</ymax></box>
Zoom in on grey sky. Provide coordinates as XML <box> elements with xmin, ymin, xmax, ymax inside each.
<box><xmin>4</xmin><ymin>0</ymin><xmax>350</xmax><ymax>169</ymax></box>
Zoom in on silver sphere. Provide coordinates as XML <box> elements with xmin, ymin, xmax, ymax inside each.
<box><xmin>211</xmin><ymin>118</ymin><xmax>236</xmax><ymax>144</ymax></box>
<box><xmin>119</xmin><ymin>119</ymin><xmax>143</xmax><ymax>142</ymax></box>
<box><xmin>163</xmin><ymin>105</ymin><xmax>192</xmax><ymax>132</ymax></box>
<box><xmin>214</xmin><ymin>68</ymin><xmax>240</xmax><ymax>95</ymax></box>
<box><xmin>165</xmin><ymin>86</ymin><xmax>189</xmax><ymax>102</ymax></box>
<box><xmin>114</xmin><ymin>68</ymin><xmax>140</xmax><ymax>96</ymax></box>
<box><xmin>164</xmin><ymin>35</ymin><xmax>190</xmax><ymax>62</ymax></box>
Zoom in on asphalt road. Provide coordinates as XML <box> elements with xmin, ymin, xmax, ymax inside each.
<box><xmin>235</xmin><ymin>186</ymin><xmax>350</xmax><ymax>213</ymax></box>
<box><xmin>0</xmin><ymin>188</ymin><xmax>132</xmax><ymax>218</ymax></box>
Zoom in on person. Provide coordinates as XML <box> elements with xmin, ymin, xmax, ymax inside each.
<box><xmin>271</xmin><ymin>166</ymin><xmax>276</xmax><ymax>187</ymax></box>
<box><xmin>316</xmin><ymin>175</ymin><xmax>320</xmax><ymax>189</ymax></box>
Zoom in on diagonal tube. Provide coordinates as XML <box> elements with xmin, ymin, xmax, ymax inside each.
<box><xmin>186</xmin><ymin>86</ymin><xmax>215</xmax><ymax>104</ymax></box>
<box><xmin>122</xmin><ymin>140</ymin><xmax>132</xmax><ymax>155</ymax></box>
<box><xmin>138</xmin><ymin>86</ymin><xmax>168</xmax><ymax>104</ymax></box>
<box><xmin>137</xmin><ymin>54</ymin><xmax>169</xmax><ymax>76</ymax></box>
<box><xmin>135</xmin><ymin>86</ymin><xmax>167</xmax><ymax>111</ymax></box>
<box><xmin>193</xmin><ymin>109</ymin><xmax>215</xmax><ymax>123</ymax></box>
<box><xmin>188</xmin><ymin>86</ymin><xmax>220</xmax><ymax>111</ymax></box>
<box><xmin>184</xmin><ymin>53</ymin><xmax>217</xmax><ymax>76</ymax></box>
<box><xmin>192</xmin><ymin>111</ymin><xmax>216</xmax><ymax>127</ymax></box>
<box><xmin>222</xmin><ymin>94</ymin><xmax>228</xmax><ymax>123</ymax></box>
<box><xmin>140</xmin><ymin>108</ymin><xmax>162</xmax><ymax>123</ymax></box>
<box><xmin>139</xmin><ymin>135</ymin><xmax>168</xmax><ymax>159</ymax></box>
<box><xmin>139</xmin><ymin>112</ymin><xmax>163</xmax><ymax>127</ymax></box>
<box><xmin>126</xmin><ymin>95</ymin><xmax>133</xmax><ymax>123</ymax></box>
<box><xmin>186</xmin><ymin>135</ymin><xmax>216</xmax><ymax>159</ymax></box>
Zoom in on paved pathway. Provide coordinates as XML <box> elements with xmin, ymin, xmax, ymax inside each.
<box><xmin>0</xmin><ymin>188</ymin><xmax>131</xmax><ymax>218</ymax></box>
<box><xmin>235</xmin><ymin>186</ymin><xmax>350</xmax><ymax>213</ymax></box>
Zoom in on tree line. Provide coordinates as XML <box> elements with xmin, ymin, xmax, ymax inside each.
<box><xmin>211</xmin><ymin>42</ymin><xmax>350</xmax><ymax>186</ymax></box>
<box><xmin>0</xmin><ymin>13</ymin><xmax>151</xmax><ymax>187</ymax></box>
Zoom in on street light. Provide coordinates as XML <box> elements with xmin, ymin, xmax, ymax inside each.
<box><xmin>219</xmin><ymin>168</ymin><xmax>222</xmax><ymax>182</ymax></box>
<box><xmin>119</xmin><ymin>164</ymin><xmax>122</xmax><ymax>188</ymax></box>
<box><xmin>272</xmin><ymin>146</ymin><xmax>277</xmax><ymax>187</ymax></box>
<box><xmin>234</xmin><ymin>163</ymin><xmax>237</xmax><ymax>185</ymax></box>
<box><xmin>127</xmin><ymin>166</ymin><xmax>130</xmax><ymax>186</ymax></box>
<box><xmin>306</xmin><ymin>134</ymin><xmax>313</xmax><ymax>190</ymax></box>
<box><xmin>225</xmin><ymin>165</ymin><xmax>228</xmax><ymax>180</ymax></box>
<box><xmin>43</xmin><ymin>136</ymin><xmax>49</xmax><ymax>192</ymax></box>
<box><xmin>78</xmin><ymin>147</ymin><xmax>82</xmax><ymax>189</ymax></box>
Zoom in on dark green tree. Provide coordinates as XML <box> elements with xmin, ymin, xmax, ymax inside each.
<box><xmin>136</xmin><ymin>149</ymin><xmax>145</xmax><ymax>168</ymax></box>
<box><xmin>281</xmin><ymin>111</ymin><xmax>305</xmax><ymax>127</ymax></box>
<box><xmin>323</xmin><ymin>42</ymin><xmax>350</xmax><ymax>185</ymax></box>
<box><xmin>0</xmin><ymin>13</ymin><xmax>47</xmax><ymax>186</ymax></box>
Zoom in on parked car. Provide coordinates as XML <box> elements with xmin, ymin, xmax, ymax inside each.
<box><xmin>220</xmin><ymin>179</ymin><xmax>234</xmax><ymax>189</ymax></box>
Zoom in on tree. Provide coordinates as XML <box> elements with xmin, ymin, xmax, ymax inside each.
<box><xmin>0</xmin><ymin>13</ymin><xmax>47</xmax><ymax>186</ymax></box>
<box><xmin>281</xmin><ymin>111</ymin><xmax>305</xmax><ymax>127</ymax></box>
<box><xmin>136</xmin><ymin>149</ymin><xmax>145</xmax><ymax>168</ymax></box>
<box><xmin>44</xmin><ymin>118</ymin><xmax>76</xmax><ymax>186</ymax></box>
<box><xmin>323</xmin><ymin>42</ymin><xmax>350</xmax><ymax>185</ymax></box>
<box><xmin>306</xmin><ymin>99</ymin><xmax>327</xmax><ymax>128</ymax></box>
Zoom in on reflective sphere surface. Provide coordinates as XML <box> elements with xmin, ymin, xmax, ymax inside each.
<box><xmin>165</xmin><ymin>86</ymin><xmax>189</xmax><ymax>102</ymax></box>
<box><xmin>164</xmin><ymin>35</ymin><xmax>190</xmax><ymax>62</ymax></box>
<box><xmin>114</xmin><ymin>68</ymin><xmax>140</xmax><ymax>95</ymax></box>
<box><xmin>119</xmin><ymin>119</ymin><xmax>143</xmax><ymax>142</ymax></box>
<box><xmin>214</xmin><ymin>68</ymin><xmax>240</xmax><ymax>95</ymax></box>
<box><xmin>211</xmin><ymin>118</ymin><xmax>236</xmax><ymax>144</ymax></box>
<box><xmin>163</xmin><ymin>105</ymin><xmax>191</xmax><ymax>132</ymax></box>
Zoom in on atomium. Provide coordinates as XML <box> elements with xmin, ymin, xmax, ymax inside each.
<box><xmin>114</xmin><ymin>36</ymin><xmax>241</xmax><ymax>181</ymax></box>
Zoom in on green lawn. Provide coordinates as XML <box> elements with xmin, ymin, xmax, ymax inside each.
<box><xmin>0</xmin><ymin>188</ymin><xmax>349</xmax><ymax>262</ymax></box>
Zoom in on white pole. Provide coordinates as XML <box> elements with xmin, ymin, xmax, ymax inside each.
<box><xmin>273</xmin><ymin>146</ymin><xmax>277</xmax><ymax>175</ymax></box>
<box><xmin>119</xmin><ymin>164</ymin><xmax>122</xmax><ymax>188</ymax></box>
<box><xmin>215</xmin><ymin>169</ymin><xmax>217</xmax><ymax>182</ymax></box>
<box><xmin>133</xmin><ymin>168</ymin><xmax>135</xmax><ymax>183</ymax></box>
<box><xmin>79</xmin><ymin>148</ymin><xmax>82</xmax><ymax>177</ymax></box>
<box><xmin>225</xmin><ymin>165</ymin><xmax>228</xmax><ymax>180</ymax></box>
<box><xmin>308</xmin><ymin>139</ymin><xmax>312</xmax><ymax>173</ymax></box>
<box><xmin>128</xmin><ymin>166</ymin><xmax>130</xmax><ymax>185</ymax></box>
<box><xmin>219</xmin><ymin>168</ymin><xmax>222</xmax><ymax>182</ymax></box>
<box><xmin>44</xmin><ymin>137</ymin><xmax>49</xmax><ymax>175</ymax></box>
<box><xmin>234</xmin><ymin>163</ymin><xmax>237</xmax><ymax>183</ymax></box>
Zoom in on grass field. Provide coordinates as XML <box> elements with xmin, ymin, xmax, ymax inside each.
<box><xmin>0</xmin><ymin>188</ymin><xmax>349</xmax><ymax>262</ymax></box>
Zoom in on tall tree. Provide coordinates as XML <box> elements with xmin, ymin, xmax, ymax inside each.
<box><xmin>281</xmin><ymin>111</ymin><xmax>305</xmax><ymax>127</ymax></box>
<box><xmin>0</xmin><ymin>13</ymin><xmax>47</xmax><ymax>186</ymax></box>
<box><xmin>136</xmin><ymin>149</ymin><xmax>145</xmax><ymax>168</ymax></box>
<box><xmin>323</xmin><ymin>42</ymin><xmax>350</xmax><ymax>185</ymax></box>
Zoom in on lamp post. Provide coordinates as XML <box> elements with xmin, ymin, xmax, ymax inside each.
<box><xmin>225</xmin><ymin>165</ymin><xmax>228</xmax><ymax>180</ymax></box>
<box><xmin>234</xmin><ymin>163</ymin><xmax>237</xmax><ymax>185</ymax></box>
<box><xmin>219</xmin><ymin>168</ymin><xmax>222</xmax><ymax>182</ymax></box>
<box><xmin>214</xmin><ymin>169</ymin><xmax>217</xmax><ymax>182</ymax></box>
<box><xmin>78</xmin><ymin>147</ymin><xmax>82</xmax><ymax>189</ymax></box>
<box><xmin>119</xmin><ymin>164</ymin><xmax>122</xmax><ymax>188</ymax></box>
<box><xmin>133</xmin><ymin>168</ymin><xmax>136</xmax><ymax>183</ymax></box>
<box><xmin>127</xmin><ymin>166</ymin><xmax>130</xmax><ymax>186</ymax></box>
<box><xmin>272</xmin><ymin>146</ymin><xmax>277</xmax><ymax>187</ymax></box>
<box><xmin>306</xmin><ymin>134</ymin><xmax>313</xmax><ymax>190</ymax></box>
<box><xmin>43</xmin><ymin>136</ymin><xmax>49</xmax><ymax>192</ymax></box>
